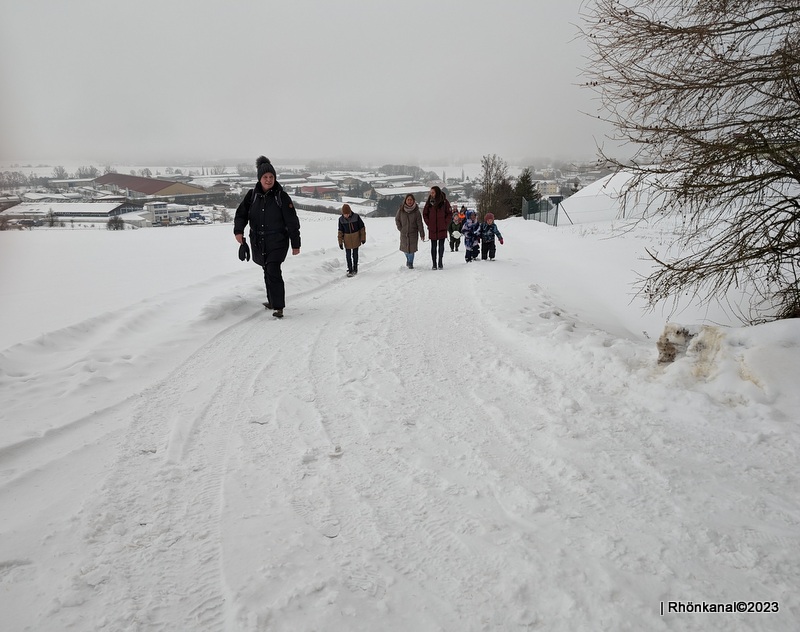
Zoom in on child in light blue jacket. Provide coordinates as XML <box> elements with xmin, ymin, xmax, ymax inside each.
<box><xmin>461</xmin><ymin>210</ymin><xmax>481</xmax><ymax>262</ymax></box>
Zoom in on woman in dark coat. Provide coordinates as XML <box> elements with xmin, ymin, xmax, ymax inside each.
<box><xmin>234</xmin><ymin>156</ymin><xmax>301</xmax><ymax>319</ymax></box>
<box><xmin>422</xmin><ymin>185</ymin><xmax>451</xmax><ymax>270</ymax></box>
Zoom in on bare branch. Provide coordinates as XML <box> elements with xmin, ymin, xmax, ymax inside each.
<box><xmin>581</xmin><ymin>0</ymin><xmax>800</xmax><ymax>322</ymax></box>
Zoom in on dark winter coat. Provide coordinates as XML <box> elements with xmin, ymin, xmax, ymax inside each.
<box><xmin>338</xmin><ymin>213</ymin><xmax>366</xmax><ymax>250</ymax></box>
<box><xmin>395</xmin><ymin>203</ymin><xmax>425</xmax><ymax>253</ymax></box>
<box><xmin>234</xmin><ymin>181</ymin><xmax>301</xmax><ymax>266</ymax></box>
<box><xmin>423</xmin><ymin>197</ymin><xmax>452</xmax><ymax>240</ymax></box>
<box><xmin>448</xmin><ymin>217</ymin><xmax>463</xmax><ymax>239</ymax></box>
<box><xmin>480</xmin><ymin>222</ymin><xmax>503</xmax><ymax>243</ymax></box>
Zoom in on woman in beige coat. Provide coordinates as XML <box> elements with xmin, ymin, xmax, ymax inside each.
<box><xmin>395</xmin><ymin>194</ymin><xmax>425</xmax><ymax>269</ymax></box>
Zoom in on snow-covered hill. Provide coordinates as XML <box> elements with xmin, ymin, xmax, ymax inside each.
<box><xmin>0</xmin><ymin>210</ymin><xmax>797</xmax><ymax>631</ymax></box>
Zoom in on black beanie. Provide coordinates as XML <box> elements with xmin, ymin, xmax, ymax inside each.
<box><xmin>256</xmin><ymin>156</ymin><xmax>276</xmax><ymax>180</ymax></box>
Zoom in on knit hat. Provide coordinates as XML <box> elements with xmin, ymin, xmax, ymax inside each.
<box><xmin>256</xmin><ymin>156</ymin><xmax>276</xmax><ymax>180</ymax></box>
<box><xmin>341</xmin><ymin>203</ymin><xmax>352</xmax><ymax>215</ymax></box>
<box><xmin>485</xmin><ymin>212</ymin><xmax>495</xmax><ymax>221</ymax></box>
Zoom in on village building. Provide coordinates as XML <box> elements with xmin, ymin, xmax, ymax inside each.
<box><xmin>0</xmin><ymin>201</ymin><xmax>144</xmax><ymax>227</ymax></box>
<box><xmin>93</xmin><ymin>173</ymin><xmax>213</xmax><ymax>205</ymax></box>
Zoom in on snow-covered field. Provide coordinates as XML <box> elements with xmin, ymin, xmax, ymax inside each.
<box><xmin>0</xmin><ymin>202</ymin><xmax>798</xmax><ymax>631</ymax></box>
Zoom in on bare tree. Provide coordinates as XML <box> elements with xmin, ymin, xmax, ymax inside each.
<box><xmin>236</xmin><ymin>163</ymin><xmax>256</xmax><ymax>178</ymax></box>
<box><xmin>76</xmin><ymin>165</ymin><xmax>99</xmax><ymax>179</ymax></box>
<box><xmin>477</xmin><ymin>154</ymin><xmax>511</xmax><ymax>219</ymax></box>
<box><xmin>582</xmin><ymin>1</ymin><xmax>800</xmax><ymax>322</ymax></box>
<box><xmin>107</xmin><ymin>215</ymin><xmax>125</xmax><ymax>230</ymax></box>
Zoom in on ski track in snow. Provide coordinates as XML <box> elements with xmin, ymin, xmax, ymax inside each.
<box><xmin>1</xmin><ymin>229</ymin><xmax>798</xmax><ymax>631</ymax></box>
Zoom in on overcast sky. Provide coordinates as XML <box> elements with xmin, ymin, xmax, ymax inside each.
<box><xmin>0</xmin><ymin>0</ymin><xmax>614</xmax><ymax>166</ymax></box>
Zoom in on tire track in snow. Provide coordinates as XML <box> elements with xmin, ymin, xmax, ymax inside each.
<box><xmin>286</xmin><ymin>260</ymin><xmax>545</xmax><ymax>624</ymax></box>
<box><xmin>224</xmin><ymin>258</ymin><xmax>504</xmax><ymax>625</ymax></box>
<box><xmin>53</xmin><ymin>311</ymin><xmax>274</xmax><ymax>631</ymax></box>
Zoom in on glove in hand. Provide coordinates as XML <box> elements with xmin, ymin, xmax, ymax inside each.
<box><xmin>239</xmin><ymin>238</ymin><xmax>251</xmax><ymax>261</ymax></box>
<box><xmin>339</xmin><ymin>243</ymin><xmax>344</xmax><ymax>250</ymax></box>
<box><xmin>499</xmin><ymin>238</ymin><xmax>504</xmax><ymax>245</ymax></box>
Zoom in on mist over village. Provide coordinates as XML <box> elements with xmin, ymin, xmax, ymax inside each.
<box><xmin>0</xmin><ymin>155</ymin><xmax>611</xmax><ymax>230</ymax></box>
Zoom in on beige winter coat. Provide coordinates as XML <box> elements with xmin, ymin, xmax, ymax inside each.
<box><xmin>395</xmin><ymin>204</ymin><xmax>425</xmax><ymax>253</ymax></box>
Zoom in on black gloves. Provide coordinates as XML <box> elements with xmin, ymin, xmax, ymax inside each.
<box><xmin>239</xmin><ymin>238</ymin><xmax>251</xmax><ymax>261</ymax></box>
<box><xmin>339</xmin><ymin>243</ymin><xmax>344</xmax><ymax>250</ymax></box>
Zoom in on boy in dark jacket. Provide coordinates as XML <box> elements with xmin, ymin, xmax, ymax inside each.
<box><xmin>448</xmin><ymin>211</ymin><xmax>463</xmax><ymax>252</ymax></box>
<box><xmin>338</xmin><ymin>204</ymin><xmax>366</xmax><ymax>277</ymax></box>
<box><xmin>479</xmin><ymin>212</ymin><xmax>504</xmax><ymax>261</ymax></box>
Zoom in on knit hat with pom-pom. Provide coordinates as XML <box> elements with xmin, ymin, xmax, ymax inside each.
<box><xmin>256</xmin><ymin>156</ymin><xmax>276</xmax><ymax>180</ymax></box>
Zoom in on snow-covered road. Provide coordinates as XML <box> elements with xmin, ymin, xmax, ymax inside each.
<box><xmin>1</xmin><ymin>214</ymin><xmax>797</xmax><ymax>631</ymax></box>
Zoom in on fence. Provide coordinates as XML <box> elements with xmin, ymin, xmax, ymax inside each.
<box><xmin>522</xmin><ymin>196</ymin><xmax>561</xmax><ymax>226</ymax></box>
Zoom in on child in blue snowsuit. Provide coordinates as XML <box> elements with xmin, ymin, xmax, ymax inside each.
<box><xmin>480</xmin><ymin>212</ymin><xmax>504</xmax><ymax>260</ymax></box>
<box><xmin>461</xmin><ymin>210</ymin><xmax>481</xmax><ymax>262</ymax></box>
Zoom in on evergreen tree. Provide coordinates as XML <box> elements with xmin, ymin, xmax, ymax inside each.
<box><xmin>512</xmin><ymin>168</ymin><xmax>538</xmax><ymax>217</ymax></box>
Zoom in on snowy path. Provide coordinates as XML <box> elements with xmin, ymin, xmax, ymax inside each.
<box><xmin>1</xmin><ymin>218</ymin><xmax>797</xmax><ymax>631</ymax></box>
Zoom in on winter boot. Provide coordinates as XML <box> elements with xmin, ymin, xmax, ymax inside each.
<box><xmin>273</xmin><ymin>309</ymin><xmax>284</xmax><ymax>319</ymax></box>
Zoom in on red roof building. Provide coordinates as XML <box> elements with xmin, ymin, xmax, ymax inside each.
<box><xmin>94</xmin><ymin>173</ymin><xmax>207</xmax><ymax>198</ymax></box>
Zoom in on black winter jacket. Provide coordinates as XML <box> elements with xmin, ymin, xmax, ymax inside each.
<box><xmin>234</xmin><ymin>181</ymin><xmax>301</xmax><ymax>266</ymax></box>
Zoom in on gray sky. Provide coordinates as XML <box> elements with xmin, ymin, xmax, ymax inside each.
<box><xmin>0</xmin><ymin>0</ymin><xmax>613</xmax><ymax>166</ymax></box>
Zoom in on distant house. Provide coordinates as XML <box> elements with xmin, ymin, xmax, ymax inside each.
<box><xmin>536</xmin><ymin>180</ymin><xmax>561</xmax><ymax>196</ymax></box>
<box><xmin>371</xmin><ymin>185</ymin><xmax>431</xmax><ymax>201</ymax></box>
<box><xmin>205</xmin><ymin>182</ymin><xmax>233</xmax><ymax>194</ymax></box>
<box><xmin>49</xmin><ymin>178</ymin><xmax>97</xmax><ymax>189</ymax></box>
<box><xmin>143</xmin><ymin>201</ymin><xmax>191</xmax><ymax>225</ymax></box>
<box><xmin>0</xmin><ymin>201</ymin><xmax>133</xmax><ymax>224</ymax></box>
<box><xmin>22</xmin><ymin>192</ymin><xmax>71</xmax><ymax>202</ymax></box>
<box><xmin>291</xmin><ymin>196</ymin><xmax>373</xmax><ymax>215</ymax></box>
<box><xmin>94</xmin><ymin>173</ymin><xmax>207</xmax><ymax>199</ymax></box>
<box><xmin>299</xmin><ymin>185</ymin><xmax>339</xmax><ymax>199</ymax></box>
